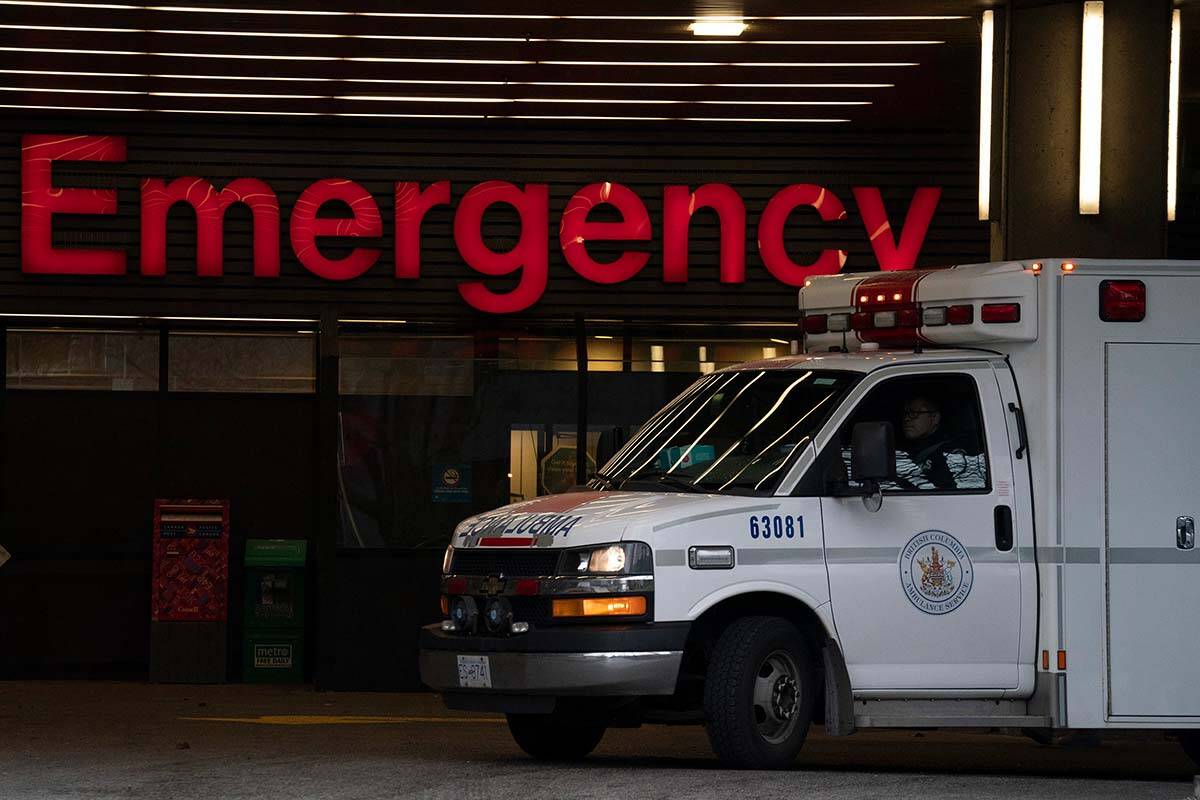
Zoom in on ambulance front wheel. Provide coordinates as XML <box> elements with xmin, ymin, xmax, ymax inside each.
<box><xmin>506</xmin><ymin>711</ymin><xmax>606</xmax><ymax>761</ymax></box>
<box><xmin>703</xmin><ymin>616</ymin><xmax>817</xmax><ymax>769</ymax></box>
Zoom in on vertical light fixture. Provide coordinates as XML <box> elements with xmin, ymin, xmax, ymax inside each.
<box><xmin>1168</xmin><ymin>8</ymin><xmax>1181</xmax><ymax>221</ymax></box>
<box><xmin>650</xmin><ymin>344</ymin><xmax>665</xmax><ymax>373</ymax></box>
<box><xmin>1079</xmin><ymin>1</ymin><xmax>1104</xmax><ymax>215</ymax></box>
<box><xmin>978</xmin><ymin>10</ymin><xmax>995</xmax><ymax>221</ymax></box>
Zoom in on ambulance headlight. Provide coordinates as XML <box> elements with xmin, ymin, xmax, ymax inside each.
<box><xmin>559</xmin><ymin>542</ymin><xmax>653</xmax><ymax>575</ymax></box>
<box><xmin>441</xmin><ymin>545</ymin><xmax>454</xmax><ymax>575</ymax></box>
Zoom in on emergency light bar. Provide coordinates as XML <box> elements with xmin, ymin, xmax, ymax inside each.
<box><xmin>799</xmin><ymin>260</ymin><xmax>1039</xmax><ymax>351</ymax></box>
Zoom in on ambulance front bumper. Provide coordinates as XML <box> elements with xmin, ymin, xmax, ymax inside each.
<box><xmin>418</xmin><ymin>622</ymin><xmax>688</xmax><ymax>696</ymax></box>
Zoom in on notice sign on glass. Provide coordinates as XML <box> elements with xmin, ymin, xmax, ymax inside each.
<box><xmin>432</xmin><ymin>464</ymin><xmax>472</xmax><ymax>504</ymax></box>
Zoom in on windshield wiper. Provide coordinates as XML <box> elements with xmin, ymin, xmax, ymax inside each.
<box><xmin>591</xmin><ymin>471</ymin><xmax>618</xmax><ymax>490</ymax></box>
<box><xmin>620</xmin><ymin>470</ymin><xmax>705</xmax><ymax>493</ymax></box>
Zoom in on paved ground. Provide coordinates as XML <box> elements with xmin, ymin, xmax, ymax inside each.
<box><xmin>0</xmin><ymin>682</ymin><xmax>1196</xmax><ymax>800</ymax></box>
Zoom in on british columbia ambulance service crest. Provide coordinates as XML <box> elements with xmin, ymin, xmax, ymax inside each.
<box><xmin>898</xmin><ymin>530</ymin><xmax>973</xmax><ymax>615</ymax></box>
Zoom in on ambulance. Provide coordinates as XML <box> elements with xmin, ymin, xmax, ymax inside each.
<box><xmin>419</xmin><ymin>259</ymin><xmax>1200</xmax><ymax>769</ymax></box>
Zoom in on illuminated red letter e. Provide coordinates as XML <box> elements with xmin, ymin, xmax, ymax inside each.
<box><xmin>21</xmin><ymin>134</ymin><xmax>126</xmax><ymax>275</ymax></box>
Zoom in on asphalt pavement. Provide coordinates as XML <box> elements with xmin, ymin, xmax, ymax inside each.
<box><xmin>0</xmin><ymin>682</ymin><xmax>1196</xmax><ymax>800</ymax></box>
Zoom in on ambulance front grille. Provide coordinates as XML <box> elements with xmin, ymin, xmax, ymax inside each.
<box><xmin>450</xmin><ymin>550</ymin><xmax>561</xmax><ymax>578</ymax></box>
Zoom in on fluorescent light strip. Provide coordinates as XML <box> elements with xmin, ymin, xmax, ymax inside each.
<box><xmin>506</xmin><ymin>115</ymin><xmax>671</xmax><ymax>121</ymax></box>
<box><xmin>768</xmin><ymin>15</ymin><xmax>967</xmax><ymax>21</ymax></box>
<box><xmin>0</xmin><ymin>4</ymin><xmax>967</xmax><ymax>18</ymax></box>
<box><xmin>160</xmin><ymin>316</ymin><xmax>316</xmax><ymax>322</ymax></box>
<box><xmin>352</xmin><ymin>79</ymin><xmax>505</xmax><ymax>85</ymax></box>
<box><xmin>1168</xmin><ymin>8</ymin><xmax>1181</xmax><ymax>222</ymax></box>
<box><xmin>0</xmin><ymin>103</ymin><xmax>144</xmax><ymax>111</ymax></box>
<box><xmin>0</xmin><ymin>102</ymin><xmax>851</xmax><ymax>123</ymax></box>
<box><xmin>334</xmin><ymin>113</ymin><xmax>481</xmax><ymax>118</ymax></box>
<box><xmin>361</xmin><ymin>11</ymin><xmax>553</xmax><ymax>18</ymax></box>
<box><xmin>552</xmin><ymin>38</ymin><xmax>942</xmax><ymax>45</ymax></box>
<box><xmin>713</xmin><ymin>82</ymin><xmax>892</xmax><ymax>88</ymax></box>
<box><xmin>151</xmin><ymin>91</ymin><xmax>325</xmax><ymax>98</ymax></box>
<box><xmin>152</xmin><ymin>28</ymin><xmax>342</xmax><ymax>38</ymax></box>
<box><xmin>151</xmin><ymin>52</ymin><xmax>339</xmax><ymax>60</ymax></box>
<box><xmin>337</xmin><ymin>95</ymin><xmax>513</xmax><ymax>103</ymax></box>
<box><xmin>0</xmin><ymin>68</ymin><xmax>144</xmax><ymax>78</ymax></box>
<box><xmin>148</xmin><ymin>5</ymin><xmax>347</xmax><ymax>14</ymax></box>
<box><xmin>0</xmin><ymin>86</ymin><xmax>142</xmax><ymax>94</ymax></box>
<box><xmin>978</xmin><ymin>10</ymin><xmax>994</xmax><ymax>221</ymax></box>
<box><xmin>0</xmin><ymin>71</ymin><xmax>892</xmax><ymax>92</ymax></box>
<box><xmin>348</xmin><ymin>58</ymin><xmax>533</xmax><ymax>64</ymax></box>
<box><xmin>0</xmin><ymin>23</ymin><xmax>944</xmax><ymax>48</ymax></box>
<box><xmin>0</xmin><ymin>23</ymin><xmax>134</xmax><ymax>33</ymax></box>
<box><xmin>682</xmin><ymin>117</ymin><xmax>849</xmax><ymax>123</ymax></box>
<box><xmin>730</xmin><ymin>61</ymin><xmax>917</xmax><ymax>67</ymax></box>
<box><xmin>155</xmin><ymin>73</ymin><xmax>331</xmax><ymax>82</ymax></box>
<box><xmin>544</xmin><ymin>61</ymin><xmax>916</xmax><ymax>67</ymax></box>
<box><xmin>336</xmin><ymin>96</ymin><xmax>870</xmax><ymax>106</ymax></box>
<box><xmin>0</xmin><ymin>46</ymin><xmax>141</xmax><ymax>56</ymax></box>
<box><xmin>1</xmin><ymin>312</ymin><xmax>144</xmax><ymax>319</ymax></box>
<box><xmin>696</xmin><ymin>100</ymin><xmax>870</xmax><ymax>106</ymax></box>
<box><xmin>563</xmin><ymin>14</ymin><xmax>966</xmax><ymax>21</ymax></box>
<box><xmin>1079</xmin><ymin>1</ymin><xmax>1103</xmax><ymax>215</ymax></box>
<box><xmin>0</xmin><ymin>1</ymin><xmax>137</xmax><ymax>8</ymax></box>
<box><xmin>157</xmin><ymin>109</ymin><xmax>320</xmax><ymax>115</ymax></box>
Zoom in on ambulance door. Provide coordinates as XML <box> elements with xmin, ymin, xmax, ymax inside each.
<box><xmin>817</xmin><ymin>365</ymin><xmax>1022</xmax><ymax>693</ymax></box>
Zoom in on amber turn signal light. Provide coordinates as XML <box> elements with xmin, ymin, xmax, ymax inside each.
<box><xmin>552</xmin><ymin>596</ymin><xmax>647</xmax><ymax>618</ymax></box>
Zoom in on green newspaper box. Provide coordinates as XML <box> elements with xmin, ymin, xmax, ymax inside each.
<box><xmin>242</xmin><ymin>539</ymin><xmax>306</xmax><ymax>683</ymax></box>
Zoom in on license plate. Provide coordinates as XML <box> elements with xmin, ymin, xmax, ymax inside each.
<box><xmin>456</xmin><ymin>655</ymin><xmax>492</xmax><ymax>688</ymax></box>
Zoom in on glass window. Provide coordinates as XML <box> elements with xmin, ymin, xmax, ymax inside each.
<box><xmin>5</xmin><ymin>328</ymin><xmax>158</xmax><ymax>391</ymax></box>
<box><xmin>340</xmin><ymin>335</ymin><xmax>473</xmax><ymax>396</ymax></box>
<box><xmin>630</xmin><ymin>338</ymin><xmax>795</xmax><ymax>373</ymax></box>
<box><xmin>822</xmin><ymin>374</ymin><xmax>990</xmax><ymax>493</ymax></box>
<box><xmin>509</xmin><ymin>425</ymin><xmax>603</xmax><ymax>502</ymax></box>
<box><xmin>497</xmin><ymin>337</ymin><xmax>577</xmax><ymax>371</ymax></box>
<box><xmin>168</xmin><ymin>332</ymin><xmax>315</xmax><ymax>393</ymax></box>
<box><xmin>337</xmin><ymin>341</ymin><xmax>580</xmax><ymax>548</ymax></box>
<box><xmin>596</xmin><ymin>369</ymin><xmax>858</xmax><ymax>495</ymax></box>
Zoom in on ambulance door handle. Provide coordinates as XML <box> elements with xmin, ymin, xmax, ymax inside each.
<box><xmin>994</xmin><ymin>505</ymin><xmax>1014</xmax><ymax>552</ymax></box>
<box><xmin>1178</xmin><ymin>516</ymin><xmax>1195</xmax><ymax>550</ymax></box>
<box><xmin>1007</xmin><ymin>403</ymin><xmax>1028</xmax><ymax>460</ymax></box>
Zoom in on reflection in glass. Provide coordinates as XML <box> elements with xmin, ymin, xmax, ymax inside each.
<box><xmin>597</xmin><ymin>369</ymin><xmax>858</xmax><ymax>495</ymax></box>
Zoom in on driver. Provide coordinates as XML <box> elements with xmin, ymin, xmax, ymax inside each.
<box><xmin>896</xmin><ymin>395</ymin><xmax>957</xmax><ymax>490</ymax></box>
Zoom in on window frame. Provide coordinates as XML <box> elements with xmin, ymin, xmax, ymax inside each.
<box><xmin>791</xmin><ymin>365</ymin><xmax>995</xmax><ymax>498</ymax></box>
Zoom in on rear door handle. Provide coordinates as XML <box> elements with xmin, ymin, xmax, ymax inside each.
<box><xmin>994</xmin><ymin>505</ymin><xmax>1014</xmax><ymax>552</ymax></box>
<box><xmin>1178</xmin><ymin>516</ymin><xmax>1195</xmax><ymax>550</ymax></box>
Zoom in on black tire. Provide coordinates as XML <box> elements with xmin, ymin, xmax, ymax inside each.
<box><xmin>1178</xmin><ymin>731</ymin><xmax>1200</xmax><ymax>768</ymax></box>
<box><xmin>703</xmin><ymin>616</ymin><xmax>817</xmax><ymax>769</ymax></box>
<box><xmin>506</xmin><ymin>711</ymin><xmax>606</xmax><ymax>761</ymax></box>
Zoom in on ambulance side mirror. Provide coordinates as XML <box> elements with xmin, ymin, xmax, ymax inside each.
<box><xmin>850</xmin><ymin>422</ymin><xmax>895</xmax><ymax>512</ymax></box>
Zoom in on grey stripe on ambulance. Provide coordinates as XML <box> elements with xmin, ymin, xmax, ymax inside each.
<box><xmin>737</xmin><ymin>549</ymin><xmax>825</xmax><ymax>565</ymax></box>
<box><xmin>655</xmin><ymin>550</ymin><xmax>686</xmax><ymax>567</ymax></box>
<box><xmin>652</xmin><ymin>504</ymin><xmax>781</xmax><ymax>532</ymax></box>
<box><xmin>822</xmin><ymin>547</ymin><xmax>896</xmax><ymax>564</ymax></box>
<box><xmin>656</xmin><ymin>545</ymin><xmax>1194</xmax><ymax>569</ymax></box>
<box><xmin>1107</xmin><ymin>547</ymin><xmax>1200</xmax><ymax>564</ymax></box>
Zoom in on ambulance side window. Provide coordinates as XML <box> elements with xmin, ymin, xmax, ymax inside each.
<box><xmin>818</xmin><ymin>373</ymin><xmax>990</xmax><ymax>494</ymax></box>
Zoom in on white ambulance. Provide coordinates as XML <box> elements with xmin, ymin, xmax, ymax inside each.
<box><xmin>420</xmin><ymin>259</ymin><xmax>1200</xmax><ymax>770</ymax></box>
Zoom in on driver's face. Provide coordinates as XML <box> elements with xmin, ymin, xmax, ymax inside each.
<box><xmin>902</xmin><ymin>400</ymin><xmax>940</xmax><ymax>439</ymax></box>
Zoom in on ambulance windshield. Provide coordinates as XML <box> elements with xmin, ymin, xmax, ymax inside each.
<box><xmin>594</xmin><ymin>370</ymin><xmax>859</xmax><ymax>495</ymax></box>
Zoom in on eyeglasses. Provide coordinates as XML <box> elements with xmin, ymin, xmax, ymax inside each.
<box><xmin>902</xmin><ymin>409</ymin><xmax>936</xmax><ymax>420</ymax></box>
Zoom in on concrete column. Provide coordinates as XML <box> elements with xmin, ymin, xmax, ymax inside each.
<box><xmin>998</xmin><ymin>0</ymin><xmax>1173</xmax><ymax>259</ymax></box>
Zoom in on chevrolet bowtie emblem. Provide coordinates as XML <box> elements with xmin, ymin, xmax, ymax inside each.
<box><xmin>479</xmin><ymin>575</ymin><xmax>506</xmax><ymax>596</ymax></box>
